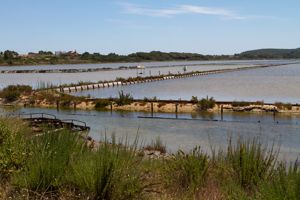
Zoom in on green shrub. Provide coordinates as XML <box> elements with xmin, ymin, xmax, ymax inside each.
<box><xmin>115</xmin><ymin>90</ymin><xmax>133</xmax><ymax>106</ymax></box>
<box><xmin>226</xmin><ymin>138</ymin><xmax>278</xmax><ymax>190</ymax></box>
<box><xmin>67</xmin><ymin>138</ymin><xmax>145</xmax><ymax>200</ymax></box>
<box><xmin>13</xmin><ymin>130</ymin><xmax>84</xmax><ymax>192</ymax></box>
<box><xmin>274</xmin><ymin>102</ymin><xmax>293</xmax><ymax>110</ymax></box>
<box><xmin>190</xmin><ymin>96</ymin><xmax>199</xmax><ymax>104</ymax></box>
<box><xmin>197</xmin><ymin>97</ymin><xmax>216</xmax><ymax>111</ymax></box>
<box><xmin>95</xmin><ymin>99</ymin><xmax>111</xmax><ymax>109</ymax></box>
<box><xmin>258</xmin><ymin>162</ymin><xmax>300</xmax><ymax>200</ymax></box>
<box><xmin>0</xmin><ymin>118</ymin><xmax>29</xmax><ymax>180</ymax></box>
<box><xmin>0</xmin><ymin>85</ymin><xmax>32</xmax><ymax>102</ymax></box>
<box><xmin>164</xmin><ymin>146</ymin><xmax>209</xmax><ymax>195</ymax></box>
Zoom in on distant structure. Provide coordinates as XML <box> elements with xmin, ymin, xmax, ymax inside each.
<box><xmin>55</xmin><ymin>50</ymin><xmax>78</xmax><ymax>57</ymax></box>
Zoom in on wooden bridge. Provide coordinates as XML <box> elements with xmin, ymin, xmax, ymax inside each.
<box><xmin>18</xmin><ymin>113</ymin><xmax>90</xmax><ymax>132</ymax></box>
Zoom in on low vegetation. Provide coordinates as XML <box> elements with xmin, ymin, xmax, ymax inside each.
<box><xmin>94</xmin><ymin>99</ymin><xmax>111</xmax><ymax>110</ymax></box>
<box><xmin>197</xmin><ymin>97</ymin><xmax>216</xmax><ymax>111</ymax></box>
<box><xmin>0</xmin><ymin>85</ymin><xmax>32</xmax><ymax>102</ymax></box>
<box><xmin>274</xmin><ymin>102</ymin><xmax>293</xmax><ymax>110</ymax></box>
<box><xmin>1</xmin><ymin>116</ymin><xmax>299</xmax><ymax>199</ymax></box>
<box><xmin>115</xmin><ymin>90</ymin><xmax>133</xmax><ymax>106</ymax></box>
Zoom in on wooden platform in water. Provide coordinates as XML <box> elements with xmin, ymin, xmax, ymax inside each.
<box><xmin>18</xmin><ymin>113</ymin><xmax>90</xmax><ymax>132</ymax></box>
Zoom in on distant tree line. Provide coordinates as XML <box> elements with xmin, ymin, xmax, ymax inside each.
<box><xmin>0</xmin><ymin>48</ymin><xmax>299</xmax><ymax>66</ymax></box>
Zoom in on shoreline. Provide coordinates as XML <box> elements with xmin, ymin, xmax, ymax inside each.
<box><xmin>5</xmin><ymin>96</ymin><xmax>300</xmax><ymax>114</ymax></box>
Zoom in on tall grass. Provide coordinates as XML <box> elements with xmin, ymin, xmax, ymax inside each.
<box><xmin>67</xmin><ymin>137</ymin><xmax>145</xmax><ymax>200</ymax></box>
<box><xmin>144</xmin><ymin>136</ymin><xmax>166</xmax><ymax>153</ymax></box>
<box><xmin>13</xmin><ymin>130</ymin><xmax>84</xmax><ymax>192</ymax></box>
<box><xmin>225</xmin><ymin>138</ymin><xmax>278</xmax><ymax>190</ymax></box>
<box><xmin>0</xmin><ymin>118</ymin><xmax>29</xmax><ymax>180</ymax></box>
<box><xmin>258</xmin><ymin>162</ymin><xmax>300</xmax><ymax>200</ymax></box>
<box><xmin>164</xmin><ymin>146</ymin><xmax>209</xmax><ymax>196</ymax></box>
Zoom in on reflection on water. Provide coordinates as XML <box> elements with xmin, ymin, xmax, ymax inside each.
<box><xmin>1</xmin><ymin>106</ymin><xmax>299</xmax><ymax>162</ymax></box>
<box><xmin>74</xmin><ymin>63</ymin><xmax>300</xmax><ymax>104</ymax></box>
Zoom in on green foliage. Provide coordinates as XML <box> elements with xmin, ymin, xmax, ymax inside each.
<box><xmin>0</xmin><ymin>85</ymin><xmax>32</xmax><ymax>102</ymax></box>
<box><xmin>275</xmin><ymin>102</ymin><xmax>293</xmax><ymax>110</ymax></box>
<box><xmin>258</xmin><ymin>163</ymin><xmax>300</xmax><ymax>200</ymax></box>
<box><xmin>190</xmin><ymin>96</ymin><xmax>199</xmax><ymax>103</ymax></box>
<box><xmin>13</xmin><ymin>130</ymin><xmax>84</xmax><ymax>192</ymax></box>
<box><xmin>95</xmin><ymin>99</ymin><xmax>111</xmax><ymax>110</ymax></box>
<box><xmin>144</xmin><ymin>137</ymin><xmax>166</xmax><ymax>153</ymax></box>
<box><xmin>115</xmin><ymin>90</ymin><xmax>133</xmax><ymax>106</ymax></box>
<box><xmin>226</xmin><ymin>138</ymin><xmax>278</xmax><ymax>190</ymax></box>
<box><xmin>67</xmin><ymin>138</ymin><xmax>145</xmax><ymax>200</ymax></box>
<box><xmin>197</xmin><ymin>97</ymin><xmax>216</xmax><ymax>111</ymax></box>
<box><xmin>164</xmin><ymin>147</ymin><xmax>209</xmax><ymax>195</ymax></box>
<box><xmin>0</xmin><ymin>118</ymin><xmax>29</xmax><ymax>180</ymax></box>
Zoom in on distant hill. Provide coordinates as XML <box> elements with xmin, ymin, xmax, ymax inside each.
<box><xmin>238</xmin><ymin>48</ymin><xmax>300</xmax><ymax>59</ymax></box>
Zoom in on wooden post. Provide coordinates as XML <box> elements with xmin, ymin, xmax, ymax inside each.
<box><xmin>221</xmin><ymin>105</ymin><xmax>224</xmax><ymax>121</ymax></box>
<box><xmin>73</xmin><ymin>102</ymin><xmax>77</xmax><ymax>110</ymax></box>
<box><xmin>151</xmin><ymin>102</ymin><xmax>154</xmax><ymax>117</ymax></box>
<box><xmin>175</xmin><ymin>103</ymin><xmax>178</xmax><ymax>119</ymax></box>
<box><xmin>110</xmin><ymin>102</ymin><xmax>113</xmax><ymax>113</ymax></box>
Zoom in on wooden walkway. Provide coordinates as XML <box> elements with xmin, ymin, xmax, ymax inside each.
<box><xmin>19</xmin><ymin>113</ymin><xmax>90</xmax><ymax>132</ymax></box>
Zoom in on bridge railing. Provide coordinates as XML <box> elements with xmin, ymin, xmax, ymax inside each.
<box><xmin>61</xmin><ymin>119</ymin><xmax>88</xmax><ymax>128</ymax></box>
<box><xmin>19</xmin><ymin>113</ymin><xmax>57</xmax><ymax>120</ymax></box>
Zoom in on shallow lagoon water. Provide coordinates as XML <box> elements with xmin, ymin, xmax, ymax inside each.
<box><xmin>74</xmin><ymin>63</ymin><xmax>300</xmax><ymax>104</ymax></box>
<box><xmin>1</xmin><ymin>106</ymin><xmax>300</xmax><ymax>162</ymax></box>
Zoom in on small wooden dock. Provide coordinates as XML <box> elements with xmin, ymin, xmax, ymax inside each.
<box><xmin>19</xmin><ymin>113</ymin><xmax>90</xmax><ymax>132</ymax></box>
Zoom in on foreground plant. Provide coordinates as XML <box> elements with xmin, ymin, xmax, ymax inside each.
<box><xmin>13</xmin><ymin>130</ymin><xmax>84</xmax><ymax>193</ymax></box>
<box><xmin>164</xmin><ymin>146</ymin><xmax>209</xmax><ymax>197</ymax></box>
<box><xmin>67</xmin><ymin>137</ymin><xmax>145</xmax><ymax>200</ymax></box>
<box><xmin>226</xmin><ymin>138</ymin><xmax>278</xmax><ymax>190</ymax></box>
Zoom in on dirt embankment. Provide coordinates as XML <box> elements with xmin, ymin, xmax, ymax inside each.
<box><xmin>3</xmin><ymin>92</ymin><xmax>299</xmax><ymax>114</ymax></box>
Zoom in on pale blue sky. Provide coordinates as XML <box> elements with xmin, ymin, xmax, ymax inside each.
<box><xmin>1</xmin><ymin>0</ymin><xmax>300</xmax><ymax>55</ymax></box>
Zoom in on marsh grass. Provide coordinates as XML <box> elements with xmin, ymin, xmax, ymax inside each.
<box><xmin>163</xmin><ymin>146</ymin><xmax>209</xmax><ymax>197</ymax></box>
<box><xmin>258</xmin><ymin>162</ymin><xmax>300</xmax><ymax>200</ymax></box>
<box><xmin>144</xmin><ymin>137</ymin><xmax>166</xmax><ymax>154</ymax></box>
<box><xmin>0</xmin><ymin>118</ymin><xmax>30</xmax><ymax>180</ymax></box>
<box><xmin>67</xmin><ymin>136</ymin><xmax>145</xmax><ymax>200</ymax></box>
<box><xmin>225</xmin><ymin>138</ymin><xmax>278</xmax><ymax>190</ymax></box>
<box><xmin>2</xmin><ymin>115</ymin><xmax>300</xmax><ymax>200</ymax></box>
<box><xmin>13</xmin><ymin>129</ymin><xmax>84</xmax><ymax>193</ymax></box>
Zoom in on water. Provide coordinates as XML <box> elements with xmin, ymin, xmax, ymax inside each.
<box><xmin>0</xmin><ymin>59</ymin><xmax>291</xmax><ymax>71</ymax></box>
<box><xmin>0</xmin><ymin>60</ymin><xmax>296</xmax><ymax>89</ymax></box>
<box><xmin>73</xmin><ymin>63</ymin><xmax>300</xmax><ymax>104</ymax></box>
<box><xmin>1</xmin><ymin>106</ymin><xmax>300</xmax><ymax>162</ymax></box>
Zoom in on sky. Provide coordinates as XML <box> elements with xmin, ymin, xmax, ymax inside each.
<box><xmin>1</xmin><ymin>0</ymin><xmax>300</xmax><ymax>55</ymax></box>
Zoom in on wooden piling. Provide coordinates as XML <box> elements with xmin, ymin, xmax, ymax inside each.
<box><xmin>221</xmin><ymin>105</ymin><xmax>224</xmax><ymax>121</ymax></box>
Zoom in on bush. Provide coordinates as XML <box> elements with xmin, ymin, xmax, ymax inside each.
<box><xmin>67</xmin><ymin>137</ymin><xmax>145</xmax><ymax>200</ymax></box>
<box><xmin>197</xmin><ymin>97</ymin><xmax>216</xmax><ymax>111</ymax></box>
<box><xmin>13</xmin><ymin>130</ymin><xmax>84</xmax><ymax>192</ymax></box>
<box><xmin>274</xmin><ymin>102</ymin><xmax>293</xmax><ymax>110</ymax></box>
<box><xmin>115</xmin><ymin>90</ymin><xmax>133</xmax><ymax>106</ymax></box>
<box><xmin>225</xmin><ymin>138</ymin><xmax>278</xmax><ymax>190</ymax></box>
<box><xmin>190</xmin><ymin>96</ymin><xmax>199</xmax><ymax>104</ymax></box>
<box><xmin>0</xmin><ymin>85</ymin><xmax>32</xmax><ymax>102</ymax></box>
<box><xmin>95</xmin><ymin>99</ymin><xmax>111</xmax><ymax>110</ymax></box>
<box><xmin>258</xmin><ymin>162</ymin><xmax>300</xmax><ymax>200</ymax></box>
<box><xmin>164</xmin><ymin>147</ymin><xmax>209</xmax><ymax>196</ymax></box>
<box><xmin>0</xmin><ymin>118</ymin><xmax>29</xmax><ymax>180</ymax></box>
